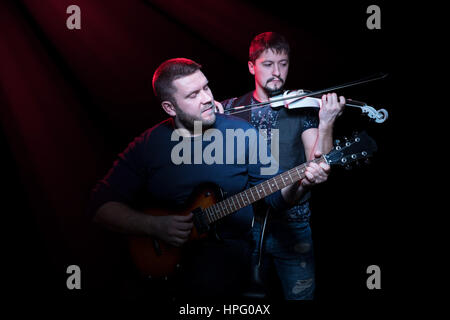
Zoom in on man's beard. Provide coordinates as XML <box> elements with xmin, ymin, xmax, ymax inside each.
<box><xmin>175</xmin><ymin>102</ymin><xmax>216</xmax><ymax>132</ymax></box>
<box><xmin>263</xmin><ymin>78</ymin><xmax>285</xmax><ymax>97</ymax></box>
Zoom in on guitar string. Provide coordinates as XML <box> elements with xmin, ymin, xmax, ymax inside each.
<box><xmin>205</xmin><ymin>157</ymin><xmax>326</xmax><ymax>223</ymax></box>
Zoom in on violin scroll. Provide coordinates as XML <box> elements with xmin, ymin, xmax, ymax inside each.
<box><xmin>346</xmin><ymin>99</ymin><xmax>388</xmax><ymax>123</ymax></box>
<box><xmin>359</xmin><ymin>105</ymin><xmax>388</xmax><ymax>123</ymax></box>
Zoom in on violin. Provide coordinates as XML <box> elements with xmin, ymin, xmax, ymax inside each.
<box><xmin>225</xmin><ymin>73</ymin><xmax>389</xmax><ymax>123</ymax></box>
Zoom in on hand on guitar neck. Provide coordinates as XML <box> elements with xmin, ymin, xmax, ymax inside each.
<box><xmin>281</xmin><ymin>153</ymin><xmax>331</xmax><ymax>205</ymax></box>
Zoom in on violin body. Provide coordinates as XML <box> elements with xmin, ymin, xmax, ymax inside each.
<box><xmin>269</xmin><ymin>89</ymin><xmax>388</xmax><ymax>123</ymax></box>
<box><xmin>270</xmin><ymin>89</ymin><xmax>321</xmax><ymax>109</ymax></box>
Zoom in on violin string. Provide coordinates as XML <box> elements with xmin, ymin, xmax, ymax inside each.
<box><xmin>226</xmin><ymin>101</ymin><xmax>366</xmax><ymax>116</ymax></box>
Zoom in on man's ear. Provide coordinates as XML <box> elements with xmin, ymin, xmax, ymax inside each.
<box><xmin>248</xmin><ymin>61</ymin><xmax>255</xmax><ymax>76</ymax></box>
<box><xmin>161</xmin><ymin>101</ymin><xmax>176</xmax><ymax>117</ymax></box>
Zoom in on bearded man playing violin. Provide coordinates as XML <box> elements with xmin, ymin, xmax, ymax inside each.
<box><xmin>220</xmin><ymin>32</ymin><xmax>345</xmax><ymax>300</ymax></box>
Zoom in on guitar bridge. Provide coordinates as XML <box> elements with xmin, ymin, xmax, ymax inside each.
<box><xmin>192</xmin><ymin>207</ymin><xmax>210</xmax><ymax>235</ymax></box>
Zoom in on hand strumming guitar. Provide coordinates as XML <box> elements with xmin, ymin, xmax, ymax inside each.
<box><xmin>148</xmin><ymin>213</ymin><xmax>194</xmax><ymax>247</ymax></box>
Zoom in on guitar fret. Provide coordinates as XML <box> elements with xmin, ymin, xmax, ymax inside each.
<box><xmin>280</xmin><ymin>176</ymin><xmax>287</xmax><ymax>187</ymax></box>
<box><xmin>271</xmin><ymin>179</ymin><xmax>277</xmax><ymax>191</ymax></box>
<box><xmin>236</xmin><ymin>195</ymin><xmax>242</xmax><ymax>210</ymax></box>
<box><xmin>267</xmin><ymin>180</ymin><xmax>273</xmax><ymax>192</ymax></box>
<box><xmin>237</xmin><ymin>195</ymin><xmax>243</xmax><ymax>210</ymax></box>
<box><xmin>228</xmin><ymin>197</ymin><xmax>233</xmax><ymax>211</ymax></box>
<box><xmin>214</xmin><ymin>207</ymin><xmax>219</xmax><ymax>221</ymax></box>
<box><xmin>274</xmin><ymin>177</ymin><xmax>279</xmax><ymax>189</ymax></box>
<box><xmin>249</xmin><ymin>188</ymin><xmax>256</xmax><ymax>201</ymax></box>
<box><xmin>264</xmin><ymin>181</ymin><xmax>270</xmax><ymax>194</ymax></box>
<box><xmin>289</xmin><ymin>170</ymin><xmax>296</xmax><ymax>181</ymax></box>
<box><xmin>228</xmin><ymin>198</ymin><xmax>234</xmax><ymax>212</ymax></box>
<box><xmin>239</xmin><ymin>193</ymin><xmax>247</xmax><ymax>206</ymax></box>
<box><xmin>258</xmin><ymin>185</ymin><xmax>265</xmax><ymax>197</ymax></box>
<box><xmin>236</xmin><ymin>195</ymin><xmax>242</xmax><ymax>209</ymax></box>
<box><xmin>231</xmin><ymin>196</ymin><xmax>237</xmax><ymax>211</ymax></box>
<box><xmin>205</xmin><ymin>207</ymin><xmax>213</xmax><ymax>222</ymax></box>
<box><xmin>211</xmin><ymin>207</ymin><xmax>216</xmax><ymax>221</ymax></box>
<box><xmin>214</xmin><ymin>205</ymin><xmax>219</xmax><ymax>219</ymax></box>
<box><xmin>260</xmin><ymin>183</ymin><xmax>266</xmax><ymax>196</ymax></box>
<box><xmin>220</xmin><ymin>201</ymin><xmax>226</xmax><ymax>216</ymax></box>
<box><xmin>219</xmin><ymin>205</ymin><xmax>225</xmax><ymax>218</ymax></box>
<box><xmin>244</xmin><ymin>191</ymin><xmax>251</xmax><ymax>204</ymax></box>
<box><xmin>225</xmin><ymin>198</ymin><xmax>231</xmax><ymax>211</ymax></box>
<box><xmin>287</xmin><ymin>170</ymin><xmax>294</xmax><ymax>183</ymax></box>
<box><xmin>225</xmin><ymin>201</ymin><xmax>231</xmax><ymax>214</ymax></box>
<box><xmin>283</xmin><ymin>173</ymin><xmax>290</xmax><ymax>184</ymax></box>
<box><xmin>301</xmin><ymin>164</ymin><xmax>306</xmax><ymax>175</ymax></box>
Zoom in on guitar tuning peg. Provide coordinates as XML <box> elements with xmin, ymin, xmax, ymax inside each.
<box><xmin>334</xmin><ymin>139</ymin><xmax>341</xmax><ymax>146</ymax></box>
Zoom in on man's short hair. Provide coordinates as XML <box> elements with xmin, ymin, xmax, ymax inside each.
<box><xmin>249</xmin><ymin>32</ymin><xmax>290</xmax><ymax>63</ymax></box>
<box><xmin>152</xmin><ymin>58</ymin><xmax>202</xmax><ymax>103</ymax></box>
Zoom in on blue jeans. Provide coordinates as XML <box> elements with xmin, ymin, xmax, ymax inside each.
<box><xmin>252</xmin><ymin>203</ymin><xmax>315</xmax><ymax>300</ymax></box>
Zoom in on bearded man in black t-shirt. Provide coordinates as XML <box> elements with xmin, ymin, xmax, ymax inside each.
<box><xmin>221</xmin><ymin>32</ymin><xmax>345</xmax><ymax>300</ymax></box>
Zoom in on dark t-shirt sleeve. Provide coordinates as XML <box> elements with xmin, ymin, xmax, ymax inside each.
<box><xmin>87</xmin><ymin>133</ymin><xmax>149</xmax><ymax>218</ymax></box>
<box><xmin>301</xmin><ymin>108</ymin><xmax>319</xmax><ymax>133</ymax></box>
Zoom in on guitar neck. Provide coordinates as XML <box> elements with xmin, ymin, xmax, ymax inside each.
<box><xmin>203</xmin><ymin>156</ymin><xmax>326</xmax><ymax>224</ymax></box>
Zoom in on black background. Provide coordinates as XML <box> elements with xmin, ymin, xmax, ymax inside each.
<box><xmin>1</xmin><ymin>0</ymin><xmax>429</xmax><ymax>316</ymax></box>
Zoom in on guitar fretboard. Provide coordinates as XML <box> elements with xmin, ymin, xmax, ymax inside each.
<box><xmin>203</xmin><ymin>156</ymin><xmax>325</xmax><ymax>224</ymax></box>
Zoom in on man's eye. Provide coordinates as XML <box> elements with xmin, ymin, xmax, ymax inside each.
<box><xmin>204</xmin><ymin>85</ymin><xmax>209</xmax><ymax>91</ymax></box>
<box><xmin>189</xmin><ymin>93</ymin><xmax>197</xmax><ymax>98</ymax></box>
<box><xmin>263</xmin><ymin>64</ymin><xmax>272</xmax><ymax>67</ymax></box>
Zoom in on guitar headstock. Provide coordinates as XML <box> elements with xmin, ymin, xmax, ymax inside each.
<box><xmin>324</xmin><ymin>131</ymin><xmax>377</xmax><ymax>168</ymax></box>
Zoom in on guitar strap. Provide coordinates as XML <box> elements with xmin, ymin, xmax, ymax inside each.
<box><xmin>251</xmin><ymin>208</ymin><xmax>269</xmax><ymax>286</ymax></box>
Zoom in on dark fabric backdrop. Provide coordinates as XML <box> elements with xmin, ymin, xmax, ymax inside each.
<box><xmin>1</xmin><ymin>0</ymin><xmax>420</xmax><ymax>310</ymax></box>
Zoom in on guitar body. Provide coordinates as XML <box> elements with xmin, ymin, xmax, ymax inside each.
<box><xmin>129</xmin><ymin>184</ymin><xmax>222</xmax><ymax>278</ymax></box>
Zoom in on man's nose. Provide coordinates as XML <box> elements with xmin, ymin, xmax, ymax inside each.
<box><xmin>200</xmin><ymin>90</ymin><xmax>213</xmax><ymax>103</ymax></box>
<box><xmin>272</xmin><ymin>64</ymin><xmax>281</xmax><ymax>77</ymax></box>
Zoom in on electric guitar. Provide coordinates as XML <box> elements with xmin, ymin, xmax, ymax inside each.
<box><xmin>129</xmin><ymin>131</ymin><xmax>377</xmax><ymax>277</ymax></box>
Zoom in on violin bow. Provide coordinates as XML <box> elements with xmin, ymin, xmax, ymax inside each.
<box><xmin>225</xmin><ymin>72</ymin><xmax>388</xmax><ymax>115</ymax></box>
